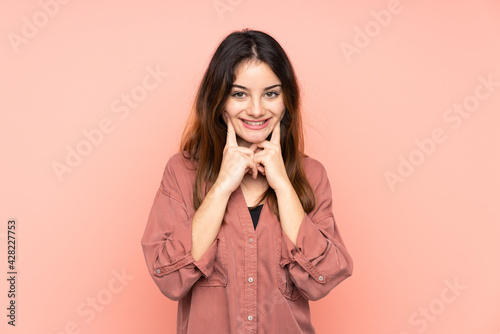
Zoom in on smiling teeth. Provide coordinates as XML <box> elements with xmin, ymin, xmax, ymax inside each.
<box><xmin>243</xmin><ymin>119</ymin><xmax>267</xmax><ymax>125</ymax></box>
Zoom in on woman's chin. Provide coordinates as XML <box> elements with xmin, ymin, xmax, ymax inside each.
<box><xmin>237</xmin><ymin>131</ymin><xmax>272</xmax><ymax>147</ymax></box>
<box><xmin>246</xmin><ymin>136</ymin><xmax>268</xmax><ymax>145</ymax></box>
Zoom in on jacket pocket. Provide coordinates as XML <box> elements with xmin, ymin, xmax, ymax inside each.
<box><xmin>195</xmin><ymin>228</ymin><xmax>228</xmax><ymax>287</ymax></box>
<box><xmin>276</xmin><ymin>228</ymin><xmax>301</xmax><ymax>300</ymax></box>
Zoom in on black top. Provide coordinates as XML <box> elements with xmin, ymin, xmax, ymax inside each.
<box><xmin>248</xmin><ymin>204</ymin><xmax>264</xmax><ymax>230</ymax></box>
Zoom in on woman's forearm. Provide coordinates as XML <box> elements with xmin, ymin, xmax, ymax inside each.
<box><xmin>191</xmin><ymin>183</ymin><xmax>231</xmax><ymax>261</ymax></box>
<box><xmin>275</xmin><ymin>181</ymin><xmax>305</xmax><ymax>247</ymax></box>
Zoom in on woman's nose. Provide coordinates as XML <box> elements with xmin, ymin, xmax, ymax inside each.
<box><xmin>247</xmin><ymin>99</ymin><xmax>265</xmax><ymax>118</ymax></box>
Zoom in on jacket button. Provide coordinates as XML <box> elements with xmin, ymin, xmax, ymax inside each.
<box><xmin>156</xmin><ymin>269</ymin><xmax>161</xmax><ymax>274</ymax></box>
<box><xmin>318</xmin><ymin>275</ymin><xmax>324</xmax><ymax>281</ymax></box>
<box><xmin>248</xmin><ymin>315</ymin><xmax>253</xmax><ymax>321</ymax></box>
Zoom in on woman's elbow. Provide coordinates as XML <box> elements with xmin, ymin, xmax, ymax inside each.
<box><xmin>152</xmin><ymin>276</ymin><xmax>191</xmax><ymax>301</ymax></box>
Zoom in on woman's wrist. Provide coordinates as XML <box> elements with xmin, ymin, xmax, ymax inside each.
<box><xmin>274</xmin><ymin>179</ymin><xmax>294</xmax><ymax>197</ymax></box>
<box><xmin>210</xmin><ymin>180</ymin><xmax>233</xmax><ymax>200</ymax></box>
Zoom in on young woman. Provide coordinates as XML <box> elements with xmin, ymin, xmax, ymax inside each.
<box><xmin>141</xmin><ymin>29</ymin><xmax>353</xmax><ymax>334</ymax></box>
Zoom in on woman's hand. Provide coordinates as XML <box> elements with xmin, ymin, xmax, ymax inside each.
<box><xmin>214</xmin><ymin>112</ymin><xmax>259</xmax><ymax>196</ymax></box>
<box><xmin>254</xmin><ymin>119</ymin><xmax>291</xmax><ymax>193</ymax></box>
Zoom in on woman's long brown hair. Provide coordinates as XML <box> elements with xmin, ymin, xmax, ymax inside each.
<box><xmin>179</xmin><ymin>29</ymin><xmax>316</xmax><ymax>221</ymax></box>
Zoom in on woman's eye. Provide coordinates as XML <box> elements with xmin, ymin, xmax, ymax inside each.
<box><xmin>232</xmin><ymin>91</ymin><xmax>246</xmax><ymax>98</ymax></box>
<box><xmin>265</xmin><ymin>91</ymin><xmax>279</xmax><ymax>98</ymax></box>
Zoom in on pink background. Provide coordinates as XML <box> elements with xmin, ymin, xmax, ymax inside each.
<box><xmin>1</xmin><ymin>0</ymin><xmax>500</xmax><ymax>333</ymax></box>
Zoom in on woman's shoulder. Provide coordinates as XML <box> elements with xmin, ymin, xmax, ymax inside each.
<box><xmin>300</xmin><ymin>153</ymin><xmax>331</xmax><ymax>191</ymax></box>
<box><xmin>301</xmin><ymin>153</ymin><xmax>327</xmax><ymax>175</ymax></box>
<box><xmin>159</xmin><ymin>151</ymin><xmax>198</xmax><ymax>197</ymax></box>
<box><xmin>165</xmin><ymin>150</ymin><xmax>198</xmax><ymax>172</ymax></box>
<box><xmin>160</xmin><ymin>151</ymin><xmax>198</xmax><ymax>187</ymax></box>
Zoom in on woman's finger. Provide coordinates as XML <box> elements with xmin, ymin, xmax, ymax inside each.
<box><xmin>237</xmin><ymin>146</ymin><xmax>258</xmax><ymax>157</ymax></box>
<box><xmin>270</xmin><ymin>119</ymin><xmax>281</xmax><ymax>145</ymax></box>
<box><xmin>241</xmin><ymin>153</ymin><xmax>258</xmax><ymax>179</ymax></box>
<box><xmin>257</xmin><ymin>164</ymin><xmax>265</xmax><ymax>175</ymax></box>
<box><xmin>248</xmin><ymin>143</ymin><xmax>258</xmax><ymax>152</ymax></box>
<box><xmin>225</xmin><ymin>112</ymin><xmax>238</xmax><ymax>148</ymax></box>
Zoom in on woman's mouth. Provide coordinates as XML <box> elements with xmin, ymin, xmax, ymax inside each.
<box><xmin>240</xmin><ymin>118</ymin><xmax>271</xmax><ymax>130</ymax></box>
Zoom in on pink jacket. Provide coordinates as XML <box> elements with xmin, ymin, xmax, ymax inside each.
<box><xmin>141</xmin><ymin>152</ymin><xmax>353</xmax><ymax>333</ymax></box>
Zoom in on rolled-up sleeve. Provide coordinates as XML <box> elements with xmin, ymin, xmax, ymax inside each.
<box><xmin>280</xmin><ymin>160</ymin><xmax>353</xmax><ymax>301</ymax></box>
<box><xmin>141</xmin><ymin>157</ymin><xmax>218</xmax><ymax>301</ymax></box>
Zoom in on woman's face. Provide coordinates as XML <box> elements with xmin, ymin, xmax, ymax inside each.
<box><xmin>224</xmin><ymin>60</ymin><xmax>285</xmax><ymax>148</ymax></box>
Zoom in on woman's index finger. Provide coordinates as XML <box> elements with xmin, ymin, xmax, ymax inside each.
<box><xmin>270</xmin><ymin>119</ymin><xmax>281</xmax><ymax>145</ymax></box>
<box><xmin>225</xmin><ymin>113</ymin><xmax>238</xmax><ymax>147</ymax></box>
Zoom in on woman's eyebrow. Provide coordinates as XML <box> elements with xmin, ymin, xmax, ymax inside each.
<box><xmin>231</xmin><ymin>84</ymin><xmax>282</xmax><ymax>90</ymax></box>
